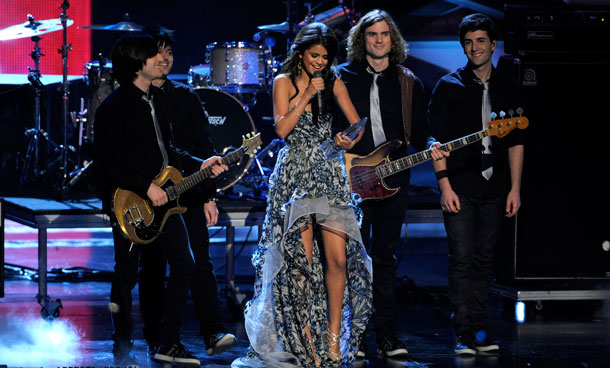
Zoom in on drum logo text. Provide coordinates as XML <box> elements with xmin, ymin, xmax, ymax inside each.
<box><xmin>208</xmin><ymin>116</ymin><xmax>227</xmax><ymax>126</ymax></box>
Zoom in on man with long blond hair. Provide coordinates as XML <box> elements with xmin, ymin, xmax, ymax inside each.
<box><xmin>336</xmin><ymin>9</ymin><xmax>447</xmax><ymax>359</ymax></box>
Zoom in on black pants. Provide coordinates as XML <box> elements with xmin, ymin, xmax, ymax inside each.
<box><xmin>139</xmin><ymin>206</ymin><xmax>224</xmax><ymax>344</ymax></box>
<box><xmin>444</xmin><ymin>193</ymin><xmax>504</xmax><ymax>339</ymax></box>
<box><xmin>110</xmin><ymin>214</ymin><xmax>194</xmax><ymax>347</ymax></box>
<box><xmin>359</xmin><ymin>187</ymin><xmax>409</xmax><ymax>341</ymax></box>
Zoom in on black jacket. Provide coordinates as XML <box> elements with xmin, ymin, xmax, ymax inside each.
<box><xmin>160</xmin><ymin>80</ymin><xmax>217</xmax><ymax>208</ymax></box>
<box><xmin>93</xmin><ymin>82</ymin><xmax>202</xmax><ymax>213</ymax></box>
<box><xmin>428</xmin><ymin>64</ymin><xmax>526</xmax><ymax>198</ymax></box>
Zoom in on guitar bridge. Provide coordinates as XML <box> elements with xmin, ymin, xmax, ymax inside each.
<box><xmin>125</xmin><ymin>205</ymin><xmax>145</xmax><ymax>229</ymax></box>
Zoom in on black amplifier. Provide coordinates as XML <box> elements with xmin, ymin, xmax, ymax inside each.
<box><xmin>504</xmin><ymin>3</ymin><xmax>610</xmax><ymax>56</ymax></box>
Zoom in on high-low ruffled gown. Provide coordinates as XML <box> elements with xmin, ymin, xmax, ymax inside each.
<box><xmin>241</xmin><ymin>110</ymin><xmax>373</xmax><ymax>367</ymax></box>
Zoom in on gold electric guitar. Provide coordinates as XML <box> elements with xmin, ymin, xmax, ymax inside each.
<box><xmin>345</xmin><ymin>112</ymin><xmax>529</xmax><ymax>202</ymax></box>
<box><xmin>113</xmin><ymin>132</ymin><xmax>262</xmax><ymax>244</ymax></box>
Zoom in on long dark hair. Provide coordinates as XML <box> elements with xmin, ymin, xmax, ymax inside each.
<box><xmin>281</xmin><ymin>22</ymin><xmax>338</xmax><ymax>109</ymax></box>
<box><xmin>111</xmin><ymin>33</ymin><xmax>158</xmax><ymax>86</ymax></box>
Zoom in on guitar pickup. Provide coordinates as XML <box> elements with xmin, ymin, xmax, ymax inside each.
<box><xmin>125</xmin><ymin>205</ymin><xmax>145</xmax><ymax>229</ymax></box>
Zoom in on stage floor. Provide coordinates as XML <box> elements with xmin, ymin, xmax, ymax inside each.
<box><xmin>1</xmin><ymin>220</ymin><xmax>610</xmax><ymax>368</ymax></box>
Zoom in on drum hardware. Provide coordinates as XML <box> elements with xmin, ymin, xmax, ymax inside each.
<box><xmin>17</xmin><ymin>16</ymin><xmax>59</xmax><ymax>185</ymax></box>
<box><xmin>0</xmin><ymin>14</ymin><xmax>73</xmax><ymax>41</ymax></box>
<box><xmin>187</xmin><ymin>64</ymin><xmax>210</xmax><ymax>88</ymax></box>
<box><xmin>79</xmin><ymin>13</ymin><xmax>143</xmax><ymax>31</ymax></box>
<box><xmin>83</xmin><ymin>54</ymin><xmax>116</xmax><ymax>143</ymax></box>
<box><xmin>56</xmin><ymin>0</ymin><xmax>77</xmax><ymax>198</ymax></box>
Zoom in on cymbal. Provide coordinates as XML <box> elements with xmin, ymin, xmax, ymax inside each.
<box><xmin>0</xmin><ymin>18</ymin><xmax>74</xmax><ymax>41</ymax></box>
<box><xmin>257</xmin><ymin>6</ymin><xmax>351</xmax><ymax>34</ymax></box>
<box><xmin>79</xmin><ymin>21</ymin><xmax>143</xmax><ymax>31</ymax></box>
<box><xmin>298</xmin><ymin>6</ymin><xmax>351</xmax><ymax>28</ymax></box>
<box><xmin>257</xmin><ymin>21</ymin><xmax>289</xmax><ymax>33</ymax></box>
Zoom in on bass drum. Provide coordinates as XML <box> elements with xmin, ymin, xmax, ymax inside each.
<box><xmin>194</xmin><ymin>88</ymin><xmax>258</xmax><ymax>191</ymax></box>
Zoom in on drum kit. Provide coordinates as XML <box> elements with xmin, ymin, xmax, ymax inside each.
<box><xmin>1</xmin><ymin>2</ymin><xmax>356</xmax><ymax>199</ymax></box>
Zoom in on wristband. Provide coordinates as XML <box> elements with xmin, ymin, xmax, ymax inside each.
<box><xmin>435</xmin><ymin>170</ymin><xmax>448</xmax><ymax>180</ymax></box>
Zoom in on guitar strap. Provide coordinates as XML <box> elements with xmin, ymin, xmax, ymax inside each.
<box><xmin>397</xmin><ymin>65</ymin><xmax>414</xmax><ymax>146</ymax></box>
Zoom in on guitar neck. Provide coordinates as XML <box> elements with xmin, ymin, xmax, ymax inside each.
<box><xmin>172</xmin><ymin>147</ymin><xmax>245</xmax><ymax>196</ymax></box>
<box><xmin>377</xmin><ymin>130</ymin><xmax>488</xmax><ymax>178</ymax></box>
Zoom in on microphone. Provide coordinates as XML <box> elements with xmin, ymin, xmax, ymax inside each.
<box><xmin>313</xmin><ymin>71</ymin><xmax>323</xmax><ymax>112</ymax></box>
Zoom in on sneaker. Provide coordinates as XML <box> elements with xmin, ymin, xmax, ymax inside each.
<box><xmin>377</xmin><ymin>335</ymin><xmax>408</xmax><ymax>358</ymax></box>
<box><xmin>205</xmin><ymin>333</ymin><xmax>237</xmax><ymax>356</ymax></box>
<box><xmin>474</xmin><ymin>330</ymin><xmax>499</xmax><ymax>353</ymax></box>
<box><xmin>454</xmin><ymin>336</ymin><xmax>476</xmax><ymax>355</ymax></box>
<box><xmin>154</xmin><ymin>343</ymin><xmax>200</xmax><ymax>365</ymax></box>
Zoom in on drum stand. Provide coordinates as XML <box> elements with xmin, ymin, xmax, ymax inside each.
<box><xmin>20</xmin><ymin>29</ymin><xmax>56</xmax><ymax>185</ymax></box>
<box><xmin>56</xmin><ymin>0</ymin><xmax>85</xmax><ymax>199</ymax></box>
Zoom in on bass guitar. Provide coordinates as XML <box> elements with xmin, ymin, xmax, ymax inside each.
<box><xmin>113</xmin><ymin>132</ymin><xmax>262</xmax><ymax>244</ymax></box>
<box><xmin>345</xmin><ymin>113</ymin><xmax>528</xmax><ymax>202</ymax></box>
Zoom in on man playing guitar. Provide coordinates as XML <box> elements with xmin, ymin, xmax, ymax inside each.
<box><xmin>93</xmin><ymin>33</ymin><xmax>227</xmax><ymax>366</ymax></box>
<box><xmin>336</xmin><ymin>9</ymin><xmax>448</xmax><ymax>359</ymax></box>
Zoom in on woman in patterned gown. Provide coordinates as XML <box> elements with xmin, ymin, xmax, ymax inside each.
<box><xmin>240</xmin><ymin>23</ymin><xmax>373</xmax><ymax>367</ymax></box>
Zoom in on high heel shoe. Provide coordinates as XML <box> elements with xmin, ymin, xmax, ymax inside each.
<box><xmin>326</xmin><ymin>329</ymin><xmax>343</xmax><ymax>362</ymax></box>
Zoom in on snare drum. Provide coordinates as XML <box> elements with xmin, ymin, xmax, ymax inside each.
<box><xmin>195</xmin><ymin>88</ymin><xmax>258</xmax><ymax>190</ymax></box>
<box><xmin>84</xmin><ymin>60</ymin><xmax>117</xmax><ymax>142</ymax></box>
<box><xmin>206</xmin><ymin>41</ymin><xmax>265</xmax><ymax>93</ymax></box>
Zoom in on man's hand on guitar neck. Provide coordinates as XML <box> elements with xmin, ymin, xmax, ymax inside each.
<box><xmin>147</xmin><ymin>183</ymin><xmax>168</xmax><ymax>207</ymax></box>
<box><xmin>201</xmin><ymin>156</ymin><xmax>229</xmax><ymax>178</ymax></box>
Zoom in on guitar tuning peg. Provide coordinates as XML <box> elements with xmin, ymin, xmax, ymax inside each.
<box><xmin>242</xmin><ymin>135</ymin><xmax>245</xmax><ymax>139</ymax></box>
<box><xmin>499</xmin><ymin>110</ymin><xmax>506</xmax><ymax>118</ymax></box>
<box><xmin>508</xmin><ymin>109</ymin><xmax>515</xmax><ymax>117</ymax></box>
<box><xmin>247</xmin><ymin>133</ymin><xmax>251</xmax><ymax>138</ymax></box>
<box><xmin>516</xmin><ymin>107</ymin><xmax>524</xmax><ymax>115</ymax></box>
<box><xmin>490</xmin><ymin>112</ymin><xmax>497</xmax><ymax>120</ymax></box>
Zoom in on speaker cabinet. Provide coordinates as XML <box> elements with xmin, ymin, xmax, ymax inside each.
<box><xmin>495</xmin><ymin>55</ymin><xmax>610</xmax><ymax>280</ymax></box>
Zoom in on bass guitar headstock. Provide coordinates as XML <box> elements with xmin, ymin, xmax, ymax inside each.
<box><xmin>486</xmin><ymin>108</ymin><xmax>529</xmax><ymax>138</ymax></box>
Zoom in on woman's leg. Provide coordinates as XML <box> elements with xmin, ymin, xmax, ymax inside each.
<box><xmin>300</xmin><ymin>223</ymin><xmax>320</xmax><ymax>366</ymax></box>
<box><xmin>321</xmin><ymin>227</ymin><xmax>347</xmax><ymax>360</ymax></box>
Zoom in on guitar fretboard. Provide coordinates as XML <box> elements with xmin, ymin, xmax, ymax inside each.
<box><xmin>376</xmin><ymin>130</ymin><xmax>488</xmax><ymax>178</ymax></box>
<box><xmin>172</xmin><ymin>147</ymin><xmax>246</xmax><ymax>196</ymax></box>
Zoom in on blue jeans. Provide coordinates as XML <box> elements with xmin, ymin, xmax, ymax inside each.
<box><xmin>444</xmin><ymin>193</ymin><xmax>504</xmax><ymax>339</ymax></box>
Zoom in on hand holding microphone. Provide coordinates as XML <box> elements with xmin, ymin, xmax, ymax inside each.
<box><xmin>311</xmin><ymin>71</ymin><xmax>324</xmax><ymax>112</ymax></box>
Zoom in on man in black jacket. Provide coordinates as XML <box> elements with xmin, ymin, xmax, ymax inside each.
<box><xmin>93</xmin><ymin>33</ymin><xmax>227</xmax><ymax>366</ymax></box>
<box><xmin>336</xmin><ymin>9</ymin><xmax>447</xmax><ymax>359</ymax></box>
<box><xmin>429</xmin><ymin>13</ymin><xmax>525</xmax><ymax>355</ymax></box>
<box><xmin>138</xmin><ymin>26</ymin><xmax>237</xmax><ymax>359</ymax></box>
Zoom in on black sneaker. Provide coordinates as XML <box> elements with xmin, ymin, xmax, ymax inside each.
<box><xmin>377</xmin><ymin>335</ymin><xmax>408</xmax><ymax>358</ymax></box>
<box><xmin>154</xmin><ymin>343</ymin><xmax>200</xmax><ymax>365</ymax></box>
<box><xmin>454</xmin><ymin>336</ymin><xmax>476</xmax><ymax>355</ymax></box>
<box><xmin>205</xmin><ymin>333</ymin><xmax>237</xmax><ymax>356</ymax></box>
<box><xmin>474</xmin><ymin>331</ymin><xmax>499</xmax><ymax>353</ymax></box>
